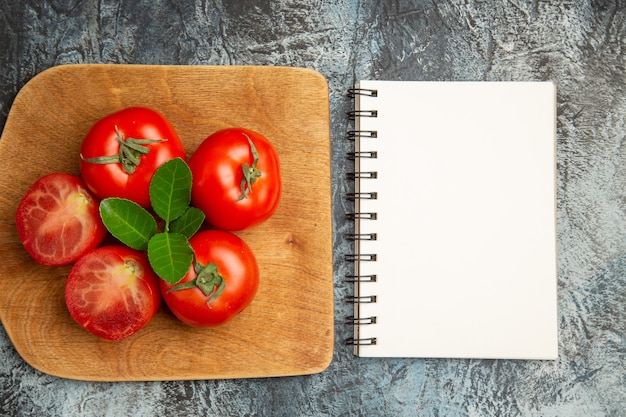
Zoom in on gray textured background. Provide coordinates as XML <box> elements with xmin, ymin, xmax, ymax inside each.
<box><xmin>1</xmin><ymin>1</ymin><xmax>625</xmax><ymax>416</ymax></box>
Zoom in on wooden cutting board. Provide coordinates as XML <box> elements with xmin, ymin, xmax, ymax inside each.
<box><xmin>0</xmin><ymin>64</ymin><xmax>333</xmax><ymax>381</ymax></box>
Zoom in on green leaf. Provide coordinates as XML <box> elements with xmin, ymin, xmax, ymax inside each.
<box><xmin>169</xmin><ymin>207</ymin><xmax>205</xmax><ymax>239</ymax></box>
<box><xmin>147</xmin><ymin>232</ymin><xmax>194</xmax><ymax>284</ymax></box>
<box><xmin>149</xmin><ymin>157</ymin><xmax>192</xmax><ymax>223</ymax></box>
<box><xmin>99</xmin><ymin>198</ymin><xmax>157</xmax><ymax>250</ymax></box>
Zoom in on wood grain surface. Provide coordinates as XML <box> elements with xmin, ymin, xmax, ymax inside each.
<box><xmin>0</xmin><ymin>64</ymin><xmax>333</xmax><ymax>381</ymax></box>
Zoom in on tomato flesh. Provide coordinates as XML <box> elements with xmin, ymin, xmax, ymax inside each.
<box><xmin>65</xmin><ymin>246</ymin><xmax>161</xmax><ymax>341</ymax></box>
<box><xmin>160</xmin><ymin>230</ymin><xmax>259</xmax><ymax>327</ymax></box>
<box><xmin>15</xmin><ymin>173</ymin><xmax>106</xmax><ymax>266</ymax></box>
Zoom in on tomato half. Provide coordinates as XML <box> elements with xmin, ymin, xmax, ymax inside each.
<box><xmin>15</xmin><ymin>173</ymin><xmax>106</xmax><ymax>266</ymax></box>
<box><xmin>188</xmin><ymin>128</ymin><xmax>281</xmax><ymax>231</ymax></box>
<box><xmin>79</xmin><ymin>107</ymin><xmax>187</xmax><ymax>208</ymax></box>
<box><xmin>65</xmin><ymin>245</ymin><xmax>161</xmax><ymax>341</ymax></box>
<box><xmin>159</xmin><ymin>230</ymin><xmax>259</xmax><ymax>327</ymax></box>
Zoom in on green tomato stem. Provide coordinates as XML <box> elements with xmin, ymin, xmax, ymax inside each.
<box><xmin>80</xmin><ymin>125</ymin><xmax>167</xmax><ymax>175</ymax></box>
<box><xmin>167</xmin><ymin>260</ymin><xmax>226</xmax><ymax>306</ymax></box>
<box><xmin>237</xmin><ymin>133</ymin><xmax>262</xmax><ymax>201</ymax></box>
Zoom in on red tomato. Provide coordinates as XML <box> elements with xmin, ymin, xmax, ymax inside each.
<box><xmin>65</xmin><ymin>245</ymin><xmax>161</xmax><ymax>341</ymax></box>
<box><xmin>79</xmin><ymin>107</ymin><xmax>187</xmax><ymax>208</ymax></box>
<box><xmin>15</xmin><ymin>173</ymin><xmax>106</xmax><ymax>266</ymax></box>
<box><xmin>188</xmin><ymin>128</ymin><xmax>281</xmax><ymax>231</ymax></box>
<box><xmin>159</xmin><ymin>230</ymin><xmax>259</xmax><ymax>327</ymax></box>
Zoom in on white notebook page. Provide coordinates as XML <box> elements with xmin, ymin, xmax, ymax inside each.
<box><xmin>353</xmin><ymin>81</ymin><xmax>557</xmax><ymax>359</ymax></box>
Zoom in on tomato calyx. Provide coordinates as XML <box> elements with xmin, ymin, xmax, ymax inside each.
<box><xmin>167</xmin><ymin>260</ymin><xmax>226</xmax><ymax>306</ymax></box>
<box><xmin>237</xmin><ymin>134</ymin><xmax>262</xmax><ymax>201</ymax></box>
<box><xmin>81</xmin><ymin>125</ymin><xmax>167</xmax><ymax>175</ymax></box>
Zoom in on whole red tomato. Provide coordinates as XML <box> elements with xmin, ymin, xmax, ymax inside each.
<box><xmin>79</xmin><ymin>107</ymin><xmax>187</xmax><ymax>208</ymax></box>
<box><xmin>15</xmin><ymin>173</ymin><xmax>106</xmax><ymax>266</ymax></box>
<box><xmin>188</xmin><ymin>128</ymin><xmax>281</xmax><ymax>231</ymax></box>
<box><xmin>159</xmin><ymin>229</ymin><xmax>259</xmax><ymax>327</ymax></box>
<box><xmin>65</xmin><ymin>245</ymin><xmax>161</xmax><ymax>341</ymax></box>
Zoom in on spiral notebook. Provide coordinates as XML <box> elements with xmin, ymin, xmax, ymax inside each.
<box><xmin>347</xmin><ymin>80</ymin><xmax>558</xmax><ymax>359</ymax></box>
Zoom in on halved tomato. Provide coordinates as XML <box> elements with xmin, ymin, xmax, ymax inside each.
<box><xmin>64</xmin><ymin>245</ymin><xmax>161</xmax><ymax>341</ymax></box>
<box><xmin>15</xmin><ymin>173</ymin><xmax>106</xmax><ymax>266</ymax></box>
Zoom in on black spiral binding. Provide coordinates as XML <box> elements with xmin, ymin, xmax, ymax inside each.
<box><xmin>348</xmin><ymin>87</ymin><xmax>378</xmax><ymax>97</ymax></box>
<box><xmin>345</xmin><ymin>87</ymin><xmax>379</xmax><ymax>348</ymax></box>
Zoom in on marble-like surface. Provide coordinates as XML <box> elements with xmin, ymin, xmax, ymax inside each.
<box><xmin>1</xmin><ymin>1</ymin><xmax>624</xmax><ymax>416</ymax></box>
